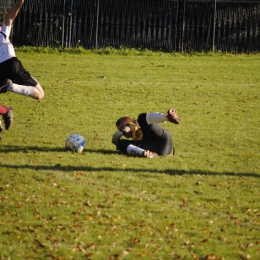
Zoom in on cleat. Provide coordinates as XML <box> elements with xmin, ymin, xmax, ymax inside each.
<box><xmin>166</xmin><ymin>108</ymin><xmax>180</xmax><ymax>124</ymax></box>
<box><xmin>3</xmin><ymin>107</ymin><xmax>13</xmax><ymax>130</ymax></box>
<box><xmin>0</xmin><ymin>79</ymin><xmax>11</xmax><ymax>93</ymax></box>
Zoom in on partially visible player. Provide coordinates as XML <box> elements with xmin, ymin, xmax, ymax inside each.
<box><xmin>0</xmin><ymin>106</ymin><xmax>13</xmax><ymax>140</ymax></box>
<box><xmin>112</xmin><ymin>108</ymin><xmax>180</xmax><ymax>158</ymax></box>
<box><xmin>0</xmin><ymin>0</ymin><xmax>44</xmax><ymax>100</ymax></box>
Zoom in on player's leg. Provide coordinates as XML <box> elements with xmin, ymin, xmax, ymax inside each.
<box><xmin>147</xmin><ymin>123</ymin><xmax>174</xmax><ymax>155</ymax></box>
<box><xmin>31</xmin><ymin>77</ymin><xmax>44</xmax><ymax>100</ymax></box>
<box><xmin>126</xmin><ymin>144</ymin><xmax>158</xmax><ymax>158</ymax></box>
<box><xmin>138</xmin><ymin>122</ymin><xmax>174</xmax><ymax>155</ymax></box>
<box><xmin>117</xmin><ymin>139</ymin><xmax>158</xmax><ymax>157</ymax></box>
<box><xmin>2</xmin><ymin>58</ymin><xmax>44</xmax><ymax>100</ymax></box>
<box><xmin>0</xmin><ymin>79</ymin><xmax>12</xmax><ymax>93</ymax></box>
<box><xmin>116</xmin><ymin>140</ymin><xmax>158</xmax><ymax>158</ymax></box>
<box><xmin>0</xmin><ymin>106</ymin><xmax>9</xmax><ymax>115</ymax></box>
<box><xmin>3</xmin><ymin>107</ymin><xmax>13</xmax><ymax>130</ymax></box>
<box><xmin>153</xmin><ymin>130</ymin><xmax>174</xmax><ymax>155</ymax></box>
<box><xmin>7</xmin><ymin>81</ymin><xmax>44</xmax><ymax>100</ymax></box>
<box><xmin>6</xmin><ymin>81</ymin><xmax>44</xmax><ymax>100</ymax></box>
<box><xmin>0</xmin><ymin>106</ymin><xmax>13</xmax><ymax>130</ymax></box>
<box><xmin>0</xmin><ymin>61</ymin><xmax>11</xmax><ymax>92</ymax></box>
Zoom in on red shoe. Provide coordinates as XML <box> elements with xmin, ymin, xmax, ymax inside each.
<box><xmin>3</xmin><ymin>107</ymin><xmax>13</xmax><ymax>130</ymax></box>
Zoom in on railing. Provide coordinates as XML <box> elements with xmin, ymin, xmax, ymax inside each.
<box><xmin>1</xmin><ymin>0</ymin><xmax>259</xmax><ymax>53</ymax></box>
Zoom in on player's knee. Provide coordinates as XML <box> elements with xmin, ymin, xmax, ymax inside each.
<box><xmin>38</xmin><ymin>91</ymin><xmax>44</xmax><ymax>100</ymax></box>
<box><xmin>35</xmin><ymin>84</ymin><xmax>44</xmax><ymax>100</ymax></box>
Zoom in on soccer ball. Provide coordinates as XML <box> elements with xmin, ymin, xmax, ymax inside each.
<box><xmin>65</xmin><ymin>134</ymin><xmax>85</xmax><ymax>153</ymax></box>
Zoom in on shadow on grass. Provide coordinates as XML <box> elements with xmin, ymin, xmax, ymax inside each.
<box><xmin>0</xmin><ymin>145</ymin><xmax>118</xmax><ymax>155</ymax></box>
<box><xmin>0</xmin><ymin>164</ymin><xmax>259</xmax><ymax>178</ymax></box>
<box><xmin>0</xmin><ymin>145</ymin><xmax>259</xmax><ymax>178</ymax></box>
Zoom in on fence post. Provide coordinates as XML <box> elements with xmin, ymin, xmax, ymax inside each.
<box><xmin>182</xmin><ymin>0</ymin><xmax>186</xmax><ymax>53</ymax></box>
<box><xmin>69</xmin><ymin>0</ymin><xmax>74</xmax><ymax>48</ymax></box>
<box><xmin>95</xmin><ymin>0</ymin><xmax>100</xmax><ymax>49</ymax></box>
<box><xmin>62</xmin><ymin>0</ymin><xmax>66</xmax><ymax>48</ymax></box>
<box><xmin>174</xmin><ymin>0</ymin><xmax>179</xmax><ymax>52</ymax></box>
<box><xmin>213</xmin><ymin>0</ymin><xmax>217</xmax><ymax>52</ymax></box>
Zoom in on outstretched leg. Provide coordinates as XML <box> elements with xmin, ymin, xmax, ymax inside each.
<box><xmin>1</xmin><ymin>58</ymin><xmax>45</xmax><ymax>100</ymax></box>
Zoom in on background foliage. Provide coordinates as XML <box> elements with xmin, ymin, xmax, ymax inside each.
<box><xmin>1</xmin><ymin>0</ymin><xmax>260</xmax><ymax>52</ymax></box>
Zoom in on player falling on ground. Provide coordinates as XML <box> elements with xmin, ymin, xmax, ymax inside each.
<box><xmin>0</xmin><ymin>0</ymin><xmax>44</xmax><ymax>100</ymax></box>
<box><xmin>0</xmin><ymin>106</ymin><xmax>13</xmax><ymax>140</ymax></box>
<box><xmin>112</xmin><ymin>108</ymin><xmax>180</xmax><ymax>158</ymax></box>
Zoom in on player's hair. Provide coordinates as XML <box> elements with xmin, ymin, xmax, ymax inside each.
<box><xmin>116</xmin><ymin>116</ymin><xmax>132</xmax><ymax>127</ymax></box>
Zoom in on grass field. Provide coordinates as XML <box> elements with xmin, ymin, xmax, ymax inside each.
<box><xmin>0</xmin><ymin>48</ymin><xmax>259</xmax><ymax>260</ymax></box>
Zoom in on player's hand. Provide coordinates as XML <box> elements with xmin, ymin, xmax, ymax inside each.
<box><xmin>166</xmin><ymin>109</ymin><xmax>180</xmax><ymax>124</ymax></box>
<box><xmin>112</xmin><ymin>130</ymin><xmax>123</xmax><ymax>147</ymax></box>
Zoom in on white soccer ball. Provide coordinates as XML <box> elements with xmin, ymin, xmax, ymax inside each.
<box><xmin>65</xmin><ymin>134</ymin><xmax>85</xmax><ymax>153</ymax></box>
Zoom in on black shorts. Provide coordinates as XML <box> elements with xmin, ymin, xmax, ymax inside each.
<box><xmin>0</xmin><ymin>57</ymin><xmax>38</xmax><ymax>86</ymax></box>
<box><xmin>118</xmin><ymin>130</ymin><xmax>173</xmax><ymax>156</ymax></box>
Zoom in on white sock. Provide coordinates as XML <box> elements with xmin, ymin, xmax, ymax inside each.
<box><xmin>146</xmin><ymin>112</ymin><xmax>168</xmax><ymax>124</ymax></box>
<box><xmin>7</xmin><ymin>83</ymin><xmax>35</xmax><ymax>97</ymax></box>
<box><xmin>126</xmin><ymin>144</ymin><xmax>145</xmax><ymax>156</ymax></box>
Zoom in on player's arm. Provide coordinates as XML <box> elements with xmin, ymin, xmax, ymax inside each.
<box><xmin>112</xmin><ymin>130</ymin><xmax>123</xmax><ymax>147</ymax></box>
<box><xmin>145</xmin><ymin>109</ymin><xmax>180</xmax><ymax>124</ymax></box>
<box><xmin>5</xmin><ymin>0</ymin><xmax>25</xmax><ymax>26</ymax></box>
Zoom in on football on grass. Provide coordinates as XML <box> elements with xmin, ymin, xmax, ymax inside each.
<box><xmin>65</xmin><ymin>134</ymin><xmax>85</xmax><ymax>153</ymax></box>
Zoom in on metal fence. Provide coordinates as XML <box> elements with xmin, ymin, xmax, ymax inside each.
<box><xmin>1</xmin><ymin>0</ymin><xmax>259</xmax><ymax>53</ymax></box>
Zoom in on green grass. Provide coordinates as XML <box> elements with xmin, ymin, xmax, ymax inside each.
<box><xmin>0</xmin><ymin>48</ymin><xmax>259</xmax><ymax>260</ymax></box>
